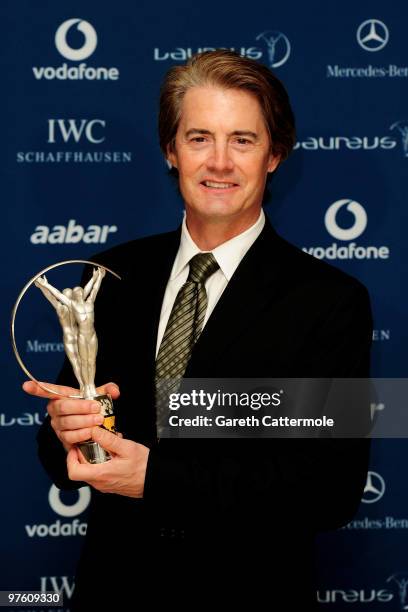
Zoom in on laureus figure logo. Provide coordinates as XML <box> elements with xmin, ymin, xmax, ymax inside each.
<box><xmin>390</xmin><ymin>121</ymin><xmax>408</xmax><ymax>157</ymax></box>
<box><xmin>387</xmin><ymin>573</ymin><xmax>408</xmax><ymax>610</ymax></box>
<box><xmin>255</xmin><ymin>30</ymin><xmax>291</xmax><ymax>68</ymax></box>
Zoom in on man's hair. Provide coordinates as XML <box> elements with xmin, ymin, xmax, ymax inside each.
<box><xmin>158</xmin><ymin>50</ymin><xmax>296</xmax><ymax>164</ymax></box>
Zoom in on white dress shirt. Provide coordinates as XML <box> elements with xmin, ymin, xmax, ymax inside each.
<box><xmin>155</xmin><ymin>209</ymin><xmax>266</xmax><ymax>357</ymax></box>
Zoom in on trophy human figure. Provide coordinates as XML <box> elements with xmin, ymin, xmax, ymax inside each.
<box><xmin>35</xmin><ymin>284</ymin><xmax>83</xmax><ymax>390</ymax></box>
<box><xmin>35</xmin><ymin>267</ymin><xmax>105</xmax><ymax>399</ymax></box>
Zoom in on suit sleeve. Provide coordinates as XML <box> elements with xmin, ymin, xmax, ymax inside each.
<box><xmin>143</xmin><ymin>282</ymin><xmax>372</xmax><ymax>534</ymax></box>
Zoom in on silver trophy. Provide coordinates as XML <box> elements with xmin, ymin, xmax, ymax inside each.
<box><xmin>11</xmin><ymin>260</ymin><xmax>121</xmax><ymax>464</ymax></box>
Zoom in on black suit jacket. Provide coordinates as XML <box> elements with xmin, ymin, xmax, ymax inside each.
<box><xmin>37</xmin><ymin>217</ymin><xmax>372</xmax><ymax>610</ymax></box>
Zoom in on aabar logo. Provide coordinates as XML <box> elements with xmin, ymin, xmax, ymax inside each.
<box><xmin>30</xmin><ymin>220</ymin><xmax>118</xmax><ymax>245</ymax></box>
<box><xmin>55</xmin><ymin>19</ymin><xmax>97</xmax><ymax>61</ymax></box>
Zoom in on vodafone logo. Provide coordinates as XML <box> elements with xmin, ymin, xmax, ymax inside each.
<box><xmin>55</xmin><ymin>19</ymin><xmax>97</xmax><ymax>61</ymax></box>
<box><xmin>324</xmin><ymin>199</ymin><xmax>367</xmax><ymax>241</ymax></box>
<box><xmin>32</xmin><ymin>18</ymin><xmax>119</xmax><ymax>81</ymax></box>
<box><xmin>48</xmin><ymin>485</ymin><xmax>90</xmax><ymax>517</ymax></box>
<box><xmin>25</xmin><ymin>485</ymin><xmax>90</xmax><ymax>538</ymax></box>
<box><xmin>302</xmin><ymin>197</ymin><xmax>389</xmax><ymax>260</ymax></box>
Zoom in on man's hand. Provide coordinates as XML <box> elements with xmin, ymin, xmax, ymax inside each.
<box><xmin>34</xmin><ymin>275</ymin><xmax>47</xmax><ymax>288</ymax></box>
<box><xmin>67</xmin><ymin>428</ymin><xmax>149</xmax><ymax>498</ymax></box>
<box><xmin>22</xmin><ymin>380</ymin><xmax>120</xmax><ymax>453</ymax></box>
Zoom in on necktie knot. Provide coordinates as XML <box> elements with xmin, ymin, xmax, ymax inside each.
<box><xmin>187</xmin><ymin>253</ymin><xmax>219</xmax><ymax>284</ymax></box>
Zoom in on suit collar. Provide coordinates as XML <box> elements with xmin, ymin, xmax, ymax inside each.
<box><xmin>170</xmin><ymin>210</ymin><xmax>266</xmax><ymax>282</ymax></box>
<box><xmin>184</xmin><ymin>215</ymin><xmax>284</xmax><ymax>374</ymax></box>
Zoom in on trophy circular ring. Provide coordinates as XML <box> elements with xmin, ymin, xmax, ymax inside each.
<box><xmin>11</xmin><ymin>259</ymin><xmax>121</xmax><ymax>464</ymax></box>
<box><xmin>11</xmin><ymin>259</ymin><xmax>121</xmax><ymax>397</ymax></box>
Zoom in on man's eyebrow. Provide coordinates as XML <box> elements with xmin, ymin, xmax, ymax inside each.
<box><xmin>231</xmin><ymin>130</ymin><xmax>259</xmax><ymax>140</ymax></box>
<box><xmin>185</xmin><ymin>128</ymin><xmax>259</xmax><ymax>140</ymax></box>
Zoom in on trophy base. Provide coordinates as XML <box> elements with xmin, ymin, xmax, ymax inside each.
<box><xmin>76</xmin><ymin>393</ymin><xmax>117</xmax><ymax>464</ymax></box>
<box><xmin>77</xmin><ymin>440</ymin><xmax>112</xmax><ymax>464</ymax></box>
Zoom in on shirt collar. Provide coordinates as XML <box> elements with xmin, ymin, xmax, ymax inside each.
<box><xmin>170</xmin><ymin>209</ymin><xmax>265</xmax><ymax>281</ymax></box>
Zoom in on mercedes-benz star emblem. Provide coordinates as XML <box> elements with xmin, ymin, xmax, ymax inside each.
<box><xmin>357</xmin><ymin>19</ymin><xmax>389</xmax><ymax>52</ymax></box>
<box><xmin>362</xmin><ymin>471</ymin><xmax>385</xmax><ymax>504</ymax></box>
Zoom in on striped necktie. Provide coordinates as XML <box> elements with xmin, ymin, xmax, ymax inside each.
<box><xmin>155</xmin><ymin>252</ymin><xmax>219</xmax><ymax>431</ymax></box>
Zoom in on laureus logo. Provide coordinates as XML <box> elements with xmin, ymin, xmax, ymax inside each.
<box><xmin>55</xmin><ymin>19</ymin><xmax>97</xmax><ymax>61</ymax></box>
<box><xmin>390</xmin><ymin>121</ymin><xmax>408</xmax><ymax>157</ymax></box>
<box><xmin>386</xmin><ymin>573</ymin><xmax>408</xmax><ymax>610</ymax></box>
<box><xmin>324</xmin><ymin>199</ymin><xmax>367</xmax><ymax>241</ymax></box>
<box><xmin>153</xmin><ymin>30</ymin><xmax>290</xmax><ymax>67</ymax></box>
<box><xmin>255</xmin><ymin>30</ymin><xmax>291</xmax><ymax>68</ymax></box>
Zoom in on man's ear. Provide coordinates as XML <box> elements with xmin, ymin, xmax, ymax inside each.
<box><xmin>166</xmin><ymin>143</ymin><xmax>178</xmax><ymax>169</ymax></box>
<box><xmin>267</xmin><ymin>153</ymin><xmax>281</xmax><ymax>174</ymax></box>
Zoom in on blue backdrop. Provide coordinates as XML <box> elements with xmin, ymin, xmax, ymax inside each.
<box><xmin>2</xmin><ymin>0</ymin><xmax>407</xmax><ymax>608</ymax></box>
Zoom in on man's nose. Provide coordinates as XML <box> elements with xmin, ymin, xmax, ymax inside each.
<box><xmin>206</xmin><ymin>142</ymin><xmax>234</xmax><ymax>173</ymax></box>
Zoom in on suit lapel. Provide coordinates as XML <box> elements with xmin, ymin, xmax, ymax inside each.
<box><xmin>135</xmin><ymin>227</ymin><xmax>181</xmax><ymax>375</ymax></box>
<box><xmin>124</xmin><ymin>218</ymin><xmax>285</xmax><ymax>380</ymax></box>
<box><xmin>185</xmin><ymin>217</ymin><xmax>284</xmax><ymax>375</ymax></box>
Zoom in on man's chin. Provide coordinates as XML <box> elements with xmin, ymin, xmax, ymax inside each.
<box><xmin>188</xmin><ymin>206</ymin><xmax>242</xmax><ymax>223</ymax></box>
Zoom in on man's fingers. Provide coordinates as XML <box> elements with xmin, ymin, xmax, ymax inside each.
<box><xmin>22</xmin><ymin>380</ymin><xmax>79</xmax><ymax>399</ymax></box>
<box><xmin>91</xmin><ymin>426</ymin><xmax>126</xmax><ymax>455</ymax></box>
<box><xmin>23</xmin><ymin>380</ymin><xmax>120</xmax><ymax>401</ymax></box>
<box><xmin>60</xmin><ymin>427</ymin><xmax>95</xmax><ymax>445</ymax></box>
<box><xmin>49</xmin><ymin>399</ymin><xmax>101</xmax><ymax>417</ymax></box>
<box><xmin>58</xmin><ymin>413</ymin><xmax>104</xmax><ymax>431</ymax></box>
<box><xmin>95</xmin><ymin>382</ymin><xmax>120</xmax><ymax>400</ymax></box>
<box><xmin>67</xmin><ymin>447</ymin><xmax>104</xmax><ymax>481</ymax></box>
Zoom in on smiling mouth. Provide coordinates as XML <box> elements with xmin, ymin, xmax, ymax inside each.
<box><xmin>201</xmin><ymin>180</ymin><xmax>239</xmax><ymax>189</ymax></box>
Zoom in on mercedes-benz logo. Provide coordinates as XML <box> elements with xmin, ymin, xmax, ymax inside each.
<box><xmin>361</xmin><ymin>471</ymin><xmax>385</xmax><ymax>504</ymax></box>
<box><xmin>357</xmin><ymin>19</ymin><xmax>389</xmax><ymax>52</ymax></box>
<box><xmin>255</xmin><ymin>30</ymin><xmax>291</xmax><ymax>68</ymax></box>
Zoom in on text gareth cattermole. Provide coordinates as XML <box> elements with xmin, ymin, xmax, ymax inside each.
<box><xmin>168</xmin><ymin>390</ymin><xmax>282</xmax><ymax>411</ymax></box>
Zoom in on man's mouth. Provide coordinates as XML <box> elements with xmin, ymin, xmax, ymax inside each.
<box><xmin>201</xmin><ymin>180</ymin><xmax>238</xmax><ymax>189</ymax></box>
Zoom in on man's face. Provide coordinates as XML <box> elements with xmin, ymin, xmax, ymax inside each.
<box><xmin>167</xmin><ymin>86</ymin><xmax>280</xmax><ymax>224</ymax></box>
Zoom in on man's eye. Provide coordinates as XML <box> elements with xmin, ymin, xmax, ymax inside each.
<box><xmin>236</xmin><ymin>138</ymin><xmax>251</xmax><ymax>145</ymax></box>
<box><xmin>191</xmin><ymin>137</ymin><xmax>206</xmax><ymax>143</ymax></box>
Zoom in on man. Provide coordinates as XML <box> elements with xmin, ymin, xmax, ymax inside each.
<box><xmin>24</xmin><ymin>51</ymin><xmax>372</xmax><ymax>610</ymax></box>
